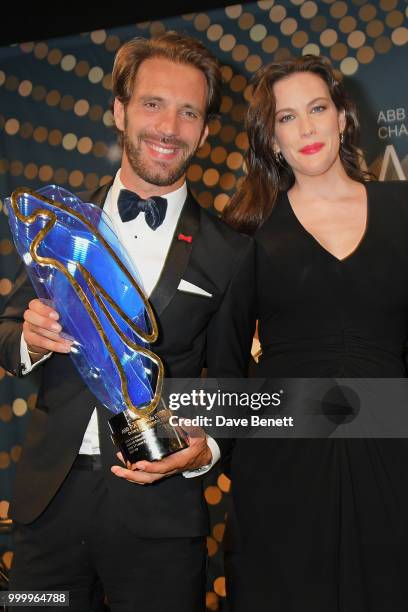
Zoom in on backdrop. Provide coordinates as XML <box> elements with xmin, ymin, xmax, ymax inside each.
<box><xmin>1</xmin><ymin>1</ymin><xmax>407</xmax><ymax>609</ymax></box>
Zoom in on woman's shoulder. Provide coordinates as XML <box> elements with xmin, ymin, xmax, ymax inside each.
<box><xmin>367</xmin><ymin>180</ymin><xmax>408</xmax><ymax>230</ymax></box>
<box><xmin>366</xmin><ymin>179</ymin><xmax>408</xmax><ymax>204</ymax></box>
<box><xmin>254</xmin><ymin>191</ymin><xmax>288</xmax><ymax>239</ymax></box>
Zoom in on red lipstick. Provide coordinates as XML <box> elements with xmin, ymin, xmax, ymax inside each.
<box><xmin>300</xmin><ymin>142</ymin><xmax>324</xmax><ymax>155</ymax></box>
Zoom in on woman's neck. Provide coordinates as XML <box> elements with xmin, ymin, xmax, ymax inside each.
<box><xmin>290</xmin><ymin>160</ymin><xmax>358</xmax><ymax>202</ymax></box>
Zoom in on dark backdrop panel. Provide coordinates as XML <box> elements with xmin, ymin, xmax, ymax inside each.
<box><xmin>1</xmin><ymin>1</ymin><xmax>407</xmax><ymax>609</ymax></box>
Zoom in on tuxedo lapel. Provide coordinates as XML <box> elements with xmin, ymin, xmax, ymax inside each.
<box><xmin>82</xmin><ymin>181</ymin><xmax>200</xmax><ymax>317</ymax></box>
<box><xmin>149</xmin><ymin>191</ymin><xmax>200</xmax><ymax>316</ymax></box>
<box><xmin>79</xmin><ymin>181</ymin><xmax>113</xmax><ymax>208</ymax></box>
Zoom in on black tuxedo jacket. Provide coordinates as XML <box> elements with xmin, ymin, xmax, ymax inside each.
<box><xmin>0</xmin><ymin>182</ymin><xmax>255</xmax><ymax>536</ymax></box>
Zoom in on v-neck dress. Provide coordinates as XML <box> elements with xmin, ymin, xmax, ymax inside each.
<box><xmin>229</xmin><ymin>181</ymin><xmax>408</xmax><ymax>612</ymax></box>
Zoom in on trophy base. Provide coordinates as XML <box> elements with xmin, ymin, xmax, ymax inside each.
<box><xmin>109</xmin><ymin>407</ymin><xmax>188</xmax><ymax>463</ymax></box>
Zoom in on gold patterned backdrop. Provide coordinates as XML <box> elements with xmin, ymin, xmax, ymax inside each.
<box><xmin>0</xmin><ymin>1</ymin><xmax>407</xmax><ymax>609</ymax></box>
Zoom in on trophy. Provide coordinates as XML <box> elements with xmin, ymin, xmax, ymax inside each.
<box><xmin>6</xmin><ymin>185</ymin><xmax>188</xmax><ymax>463</ymax></box>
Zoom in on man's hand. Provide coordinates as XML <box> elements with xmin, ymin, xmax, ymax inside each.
<box><xmin>111</xmin><ymin>430</ymin><xmax>212</xmax><ymax>485</ymax></box>
<box><xmin>23</xmin><ymin>299</ymin><xmax>72</xmax><ymax>361</ymax></box>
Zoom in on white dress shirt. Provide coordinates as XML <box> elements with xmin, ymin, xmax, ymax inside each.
<box><xmin>20</xmin><ymin>170</ymin><xmax>220</xmax><ymax>475</ymax></box>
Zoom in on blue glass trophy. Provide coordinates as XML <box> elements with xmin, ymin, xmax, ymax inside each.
<box><xmin>6</xmin><ymin>185</ymin><xmax>187</xmax><ymax>463</ymax></box>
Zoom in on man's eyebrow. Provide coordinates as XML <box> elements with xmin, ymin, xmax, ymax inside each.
<box><xmin>137</xmin><ymin>95</ymin><xmax>164</xmax><ymax>102</ymax></box>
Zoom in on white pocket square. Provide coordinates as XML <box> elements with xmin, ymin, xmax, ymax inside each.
<box><xmin>177</xmin><ymin>279</ymin><xmax>213</xmax><ymax>298</ymax></box>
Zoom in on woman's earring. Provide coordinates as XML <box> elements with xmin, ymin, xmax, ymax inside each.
<box><xmin>340</xmin><ymin>132</ymin><xmax>344</xmax><ymax>145</ymax></box>
<box><xmin>274</xmin><ymin>150</ymin><xmax>283</xmax><ymax>163</ymax></box>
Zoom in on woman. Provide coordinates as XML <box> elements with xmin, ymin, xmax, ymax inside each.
<box><xmin>223</xmin><ymin>55</ymin><xmax>408</xmax><ymax>612</ymax></box>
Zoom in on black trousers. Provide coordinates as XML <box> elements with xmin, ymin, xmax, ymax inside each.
<box><xmin>10</xmin><ymin>462</ymin><xmax>207</xmax><ymax>612</ymax></box>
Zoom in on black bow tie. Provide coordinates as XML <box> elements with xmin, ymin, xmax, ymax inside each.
<box><xmin>117</xmin><ymin>189</ymin><xmax>168</xmax><ymax>231</ymax></box>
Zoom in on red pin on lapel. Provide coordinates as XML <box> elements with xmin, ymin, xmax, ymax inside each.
<box><xmin>178</xmin><ymin>233</ymin><xmax>193</xmax><ymax>244</ymax></box>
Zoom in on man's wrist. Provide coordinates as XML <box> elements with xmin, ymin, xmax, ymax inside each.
<box><xmin>27</xmin><ymin>347</ymin><xmax>46</xmax><ymax>355</ymax></box>
<box><xmin>182</xmin><ymin>437</ymin><xmax>220</xmax><ymax>479</ymax></box>
<box><xmin>27</xmin><ymin>345</ymin><xmax>48</xmax><ymax>362</ymax></box>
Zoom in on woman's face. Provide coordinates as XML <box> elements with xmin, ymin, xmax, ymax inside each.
<box><xmin>272</xmin><ymin>71</ymin><xmax>346</xmax><ymax>179</ymax></box>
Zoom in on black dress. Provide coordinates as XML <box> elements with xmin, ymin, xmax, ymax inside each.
<box><xmin>226</xmin><ymin>181</ymin><xmax>408</xmax><ymax>612</ymax></box>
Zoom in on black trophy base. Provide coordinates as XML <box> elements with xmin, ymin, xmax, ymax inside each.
<box><xmin>109</xmin><ymin>408</ymin><xmax>188</xmax><ymax>463</ymax></box>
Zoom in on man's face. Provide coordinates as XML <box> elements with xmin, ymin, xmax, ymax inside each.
<box><xmin>114</xmin><ymin>57</ymin><xmax>209</xmax><ymax>194</ymax></box>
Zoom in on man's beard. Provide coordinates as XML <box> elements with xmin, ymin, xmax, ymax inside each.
<box><xmin>123</xmin><ymin>129</ymin><xmax>197</xmax><ymax>187</ymax></box>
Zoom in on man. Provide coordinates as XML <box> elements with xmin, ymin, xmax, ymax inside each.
<box><xmin>0</xmin><ymin>33</ymin><xmax>255</xmax><ymax>612</ymax></box>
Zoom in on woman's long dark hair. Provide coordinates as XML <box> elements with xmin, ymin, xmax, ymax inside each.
<box><xmin>223</xmin><ymin>55</ymin><xmax>373</xmax><ymax>234</ymax></box>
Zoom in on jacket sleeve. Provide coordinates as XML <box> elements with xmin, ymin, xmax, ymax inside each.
<box><xmin>205</xmin><ymin>237</ymin><xmax>256</xmax><ymax>466</ymax></box>
<box><xmin>205</xmin><ymin>237</ymin><xmax>256</xmax><ymax>378</ymax></box>
<box><xmin>0</xmin><ymin>263</ymin><xmax>36</xmax><ymax>376</ymax></box>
